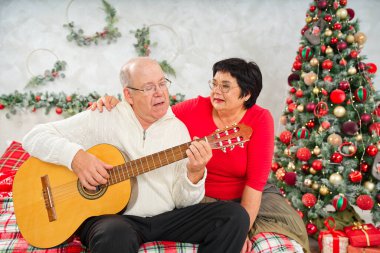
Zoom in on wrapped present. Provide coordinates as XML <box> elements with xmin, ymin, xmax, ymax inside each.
<box><xmin>318</xmin><ymin>217</ymin><xmax>349</xmax><ymax>253</ymax></box>
<box><xmin>344</xmin><ymin>222</ymin><xmax>380</xmax><ymax>247</ymax></box>
<box><xmin>347</xmin><ymin>245</ymin><xmax>380</xmax><ymax>253</ymax></box>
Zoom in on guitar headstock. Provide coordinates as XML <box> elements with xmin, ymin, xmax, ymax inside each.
<box><xmin>205</xmin><ymin>124</ymin><xmax>252</xmax><ymax>153</ymax></box>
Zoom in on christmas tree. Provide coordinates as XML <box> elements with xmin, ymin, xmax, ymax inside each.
<box><xmin>270</xmin><ymin>0</ymin><xmax>379</xmax><ymax>236</ymax></box>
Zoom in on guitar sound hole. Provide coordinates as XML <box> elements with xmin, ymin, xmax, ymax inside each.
<box><xmin>77</xmin><ymin>180</ymin><xmax>107</xmax><ymax>200</ymax></box>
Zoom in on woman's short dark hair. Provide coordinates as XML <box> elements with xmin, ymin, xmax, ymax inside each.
<box><xmin>212</xmin><ymin>58</ymin><xmax>262</xmax><ymax>109</ymax></box>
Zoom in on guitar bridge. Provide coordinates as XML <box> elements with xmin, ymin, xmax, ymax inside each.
<box><xmin>41</xmin><ymin>175</ymin><xmax>57</xmax><ymax>222</ymax></box>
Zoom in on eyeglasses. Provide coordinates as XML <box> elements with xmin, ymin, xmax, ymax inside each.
<box><xmin>208</xmin><ymin>80</ymin><xmax>239</xmax><ymax>93</ymax></box>
<box><xmin>127</xmin><ymin>78</ymin><xmax>172</xmax><ymax>95</ymax></box>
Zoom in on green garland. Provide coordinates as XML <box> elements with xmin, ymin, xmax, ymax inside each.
<box><xmin>132</xmin><ymin>25</ymin><xmax>176</xmax><ymax>77</ymax></box>
<box><xmin>63</xmin><ymin>0</ymin><xmax>121</xmax><ymax>46</ymax></box>
<box><xmin>26</xmin><ymin>61</ymin><xmax>67</xmax><ymax>88</ymax></box>
<box><xmin>0</xmin><ymin>91</ymin><xmax>185</xmax><ymax>119</ymax></box>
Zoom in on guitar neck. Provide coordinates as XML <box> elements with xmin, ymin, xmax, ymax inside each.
<box><xmin>106</xmin><ymin>142</ymin><xmax>191</xmax><ymax>186</ymax></box>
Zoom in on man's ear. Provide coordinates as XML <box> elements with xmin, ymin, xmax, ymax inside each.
<box><xmin>123</xmin><ymin>88</ymin><xmax>134</xmax><ymax>105</ymax></box>
<box><xmin>243</xmin><ymin>93</ymin><xmax>251</xmax><ymax>102</ymax></box>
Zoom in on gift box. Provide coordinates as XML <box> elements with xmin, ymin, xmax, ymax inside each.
<box><xmin>347</xmin><ymin>245</ymin><xmax>380</xmax><ymax>253</ymax></box>
<box><xmin>319</xmin><ymin>217</ymin><xmax>349</xmax><ymax>253</ymax></box>
<box><xmin>344</xmin><ymin>222</ymin><xmax>380</xmax><ymax>247</ymax></box>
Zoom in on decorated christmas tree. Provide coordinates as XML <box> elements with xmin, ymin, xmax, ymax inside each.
<box><xmin>270</xmin><ymin>0</ymin><xmax>379</xmax><ymax>236</ymax></box>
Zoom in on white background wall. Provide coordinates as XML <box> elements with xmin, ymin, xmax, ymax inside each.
<box><xmin>1</xmin><ymin>0</ymin><xmax>379</xmax><ymax>154</ymax></box>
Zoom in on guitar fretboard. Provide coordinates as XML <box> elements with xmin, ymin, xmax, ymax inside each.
<box><xmin>106</xmin><ymin>142</ymin><xmax>191</xmax><ymax>186</ymax></box>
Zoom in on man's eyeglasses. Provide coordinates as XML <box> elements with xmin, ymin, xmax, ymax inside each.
<box><xmin>127</xmin><ymin>78</ymin><xmax>172</xmax><ymax>95</ymax></box>
<box><xmin>208</xmin><ymin>80</ymin><xmax>238</xmax><ymax>93</ymax></box>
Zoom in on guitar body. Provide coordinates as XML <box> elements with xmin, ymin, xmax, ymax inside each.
<box><xmin>13</xmin><ymin>144</ymin><xmax>131</xmax><ymax>248</ymax></box>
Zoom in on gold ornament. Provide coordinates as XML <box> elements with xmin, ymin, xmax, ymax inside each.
<box><xmin>346</xmin><ymin>34</ymin><xmax>355</xmax><ymax>43</ymax></box>
<box><xmin>348</xmin><ymin>67</ymin><xmax>357</xmax><ymax>75</ymax></box>
<box><xmin>325</xmin><ymin>29</ymin><xmax>333</xmax><ymax>37</ymax></box>
<box><xmin>336</xmin><ymin>8</ymin><xmax>348</xmax><ymax>20</ymax></box>
<box><xmin>338</xmin><ymin>32</ymin><xmax>344</xmax><ymax>39</ymax></box>
<box><xmin>284</xmin><ymin>148</ymin><xmax>291</xmax><ymax>156</ymax></box>
<box><xmin>326</xmin><ymin>46</ymin><xmax>333</xmax><ymax>55</ymax></box>
<box><xmin>318</xmin><ymin>126</ymin><xmax>325</xmax><ymax>133</ymax></box>
<box><xmin>364</xmin><ymin>181</ymin><xmax>375</xmax><ymax>192</ymax></box>
<box><xmin>313</xmin><ymin>146</ymin><xmax>321</xmax><ymax>155</ymax></box>
<box><xmin>334</xmin><ymin>106</ymin><xmax>346</xmax><ymax>118</ymax></box>
<box><xmin>309</xmin><ymin>168</ymin><xmax>317</xmax><ymax>175</ymax></box>
<box><xmin>288</xmin><ymin>162</ymin><xmax>296</xmax><ymax>170</ymax></box>
<box><xmin>310</xmin><ymin>58</ymin><xmax>319</xmax><ymax>67</ymax></box>
<box><xmin>356</xmin><ymin>134</ymin><xmax>363</xmax><ymax>142</ymax></box>
<box><xmin>377</xmin><ymin>142</ymin><xmax>380</xmax><ymax>151</ymax></box>
<box><xmin>313</xmin><ymin>87</ymin><xmax>320</xmax><ymax>94</ymax></box>
<box><xmin>280</xmin><ymin>115</ymin><xmax>287</xmax><ymax>125</ymax></box>
<box><xmin>312</xmin><ymin>182</ymin><xmax>320</xmax><ymax>190</ymax></box>
<box><xmin>297</xmin><ymin>104</ymin><xmax>305</xmax><ymax>112</ymax></box>
<box><xmin>327</xmin><ymin>133</ymin><xmax>343</xmax><ymax>146</ymax></box>
<box><xmin>319</xmin><ymin>185</ymin><xmax>330</xmax><ymax>196</ymax></box>
<box><xmin>304</xmin><ymin>178</ymin><xmax>312</xmax><ymax>187</ymax></box>
<box><xmin>313</xmin><ymin>16</ymin><xmax>319</xmax><ymax>22</ymax></box>
<box><xmin>306</xmin><ymin>16</ymin><xmax>313</xmax><ymax>23</ymax></box>
<box><xmin>304</xmin><ymin>72</ymin><xmax>318</xmax><ymax>85</ymax></box>
<box><xmin>354</xmin><ymin>32</ymin><xmax>367</xmax><ymax>45</ymax></box>
<box><xmin>329</xmin><ymin>173</ymin><xmax>343</xmax><ymax>185</ymax></box>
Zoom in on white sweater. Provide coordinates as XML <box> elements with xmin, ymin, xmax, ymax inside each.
<box><xmin>22</xmin><ymin>102</ymin><xmax>206</xmax><ymax>217</ymax></box>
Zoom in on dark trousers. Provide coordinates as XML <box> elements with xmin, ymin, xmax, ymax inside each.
<box><xmin>78</xmin><ymin>201</ymin><xmax>249</xmax><ymax>253</ymax></box>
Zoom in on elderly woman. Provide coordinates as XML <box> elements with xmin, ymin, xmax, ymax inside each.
<box><xmin>94</xmin><ymin>58</ymin><xmax>310</xmax><ymax>253</ymax></box>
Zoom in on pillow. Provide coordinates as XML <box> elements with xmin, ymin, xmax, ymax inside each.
<box><xmin>0</xmin><ymin>141</ymin><xmax>30</xmax><ymax>197</ymax></box>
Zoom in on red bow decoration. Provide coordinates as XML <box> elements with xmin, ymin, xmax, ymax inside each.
<box><xmin>318</xmin><ymin>217</ymin><xmax>347</xmax><ymax>253</ymax></box>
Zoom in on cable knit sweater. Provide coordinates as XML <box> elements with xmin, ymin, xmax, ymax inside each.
<box><xmin>22</xmin><ymin>102</ymin><xmax>206</xmax><ymax>217</ymax></box>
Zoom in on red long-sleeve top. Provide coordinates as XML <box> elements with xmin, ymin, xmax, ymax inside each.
<box><xmin>172</xmin><ymin>96</ymin><xmax>274</xmax><ymax>200</ymax></box>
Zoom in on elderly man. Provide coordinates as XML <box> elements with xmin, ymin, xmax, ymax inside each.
<box><xmin>22</xmin><ymin>57</ymin><xmax>249</xmax><ymax>253</ymax></box>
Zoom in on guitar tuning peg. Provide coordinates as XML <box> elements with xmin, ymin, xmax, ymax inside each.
<box><xmin>239</xmin><ymin>143</ymin><xmax>244</xmax><ymax>148</ymax></box>
<box><xmin>221</xmin><ymin>147</ymin><xmax>227</xmax><ymax>153</ymax></box>
<box><xmin>230</xmin><ymin>145</ymin><xmax>235</xmax><ymax>151</ymax></box>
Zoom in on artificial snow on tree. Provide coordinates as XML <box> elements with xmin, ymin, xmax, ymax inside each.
<box><xmin>270</xmin><ymin>0</ymin><xmax>379</xmax><ymax>235</ymax></box>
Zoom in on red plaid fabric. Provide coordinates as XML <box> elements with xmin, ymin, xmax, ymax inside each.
<box><xmin>0</xmin><ymin>141</ymin><xmax>302</xmax><ymax>253</ymax></box>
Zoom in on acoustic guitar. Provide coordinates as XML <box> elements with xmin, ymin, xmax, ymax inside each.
<box><xmin>13</xmin><ymin>124</ymin><xmax>252</xmax><ymax>248</ymax></box>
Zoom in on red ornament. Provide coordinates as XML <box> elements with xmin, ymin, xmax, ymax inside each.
<box><xmin>302</xmin><ymin>193</ymin><xmax>317</xmax><ymax>208</ymax></box>
<box><xmin>339</xmin><ymin>58</ymin><xmax>347</xmax><ymax>66</ymax></box>
<box><xmin>369</xmin><ymin>123</ymin><xmax>380</xmax><ymax>136</ymax></box>
<box><xmin>341</xmin><ymin>121</ymin><xmax>359</xmax><ymax>136</ymax></box>
<box><xmin>347</xmin><ymin>8</ymin><xmax>355</xmax><ymax>20</ymax></box>
<box><xmin>366</xmin><ymin>145</ymin><xmax>378</xmax><ymax>156</ymax></box>
<box><xmin>299</xmin><ymin>46</ymin><xmax>314</xmax><ymax>61</ymax></box>
<box><xmin>55</xmin><ymin>107</ymin><xmax>63</xmax><ymax>115</ymax></box>
<box><xmin>338</xmin><ymin>80</ymin><xmax>350</xmax><ymax>91</ymax></box>
<box><xmin>354</xmin><ymin>87</ymin><xmax>367</xmax><ymax>102</ymax></box>
<box><xmin>330</xmin><ymin>89</ymin><xmax>346</xmax><ymax>104</ymax></box>
<box><xmin>330</xmin><ymin>37</ymin><xmax>338</xmax><ymax>44</ymax></box>
<box><xmin>286</xmin><ymin>97</ymin><xmax>293</xmax><ymax>105</ymax></box>
<box><xmin>324</xmin><ymin>75</ymin><xmax>333</xmax><ymax>82</ymax></box>
<box><xmin>350</xmin><ymin>50</ymin><xmax>358</xmax><ymax>58</ymax></box>
<box><xmin>288</xmin><ymin>103</ymin><xmax>297</xmax><ymax>113</ymax></box>
<box><xmin>348</xmin><ymin>171</ymin><xmax>362</xmax><ymax>183</ymax></box>
<box><xmin>314</xmin><ymin>102</ymin><xmax>328</xmax><ymax>118</ymax></box>
<box><xmin>359</xmin><ymin>161</ymin><xmax>369</xmax><ymax>172</ymax></box>
<box><xmin>297</xmin><ymin>147</ymin><xmax>312</xmax><ymax>161</ymax></box>
<box><xmin>331</xmin><ymin>152</ymin><xmax>343</xmax><ymax>163</ymax></box>
<box><xmin>66</xmin><ymin>96</ymin><xmax>72</xmax><ymax>102</ymax></box>
<box><xmin>293</xmin><ymin>61</ymin><xmax>302</xmax><ymax>70</ymax></box>
<box><xmin>0</xmin><ymin>103</ymin><xmax>4</xmax><ymax>110</ymax></box>
<box><xmin>306</xmin><ymin>103</ymin><xmax>316</xmax><ymax>112</ymax></box>
<box><xmin>318</xmin><ymin>0</ymin><xmax>328</xmax><ymax>9</ymax></box>
<box><xmin>337</xmin><ymin>41</ymin><xmax>347</xmax><ymax>51</ymax></box>
<box><xmin>88</xmin><ymin>101</ymin><xmax>93</xmax><ymax>107</ymax></box>
<box><xmin>280</xmin><ymin>130</ymin><xmax>293</xmax><ymax>144</ymax></box>
<box><xmin>31</xmin><ymin>107</ymin><xmax>36</xmax><ymax>112</ymax></box>
<box><xmin>322</xmin><ymin>59</ymin><xmax>333</xmax><ymax>70</ymax></box>
<box><xmin>306</xmin><ymin>120</ymin><xmax>315</xmax><ymax>129</ymax></box>
<box><xmin>324</xmin><ymin>14</ymin><xmax>332</xmax><ymax>22</ymax></box>
<box><xmin>374</xmin><ymin>105</ymin><xmax>380</xmax><ymax>117</ymax></box>
<box><xmin>332</xmin><ymin>194</ymin><xmax>348</xmax><ymax>211</ymax></box>
<box><xmin>321</xmin><ymin>45</ymin><xmax>326</xmax><ymax>54</ymax></box>
<box><xmin>271</xmin><ymin>162</ymin><xmax>280</xmax><ymax>172</ymax></box>
<box><xmin>290</xmin><ymin>87</ymin><xmax>297</xmax><ymax>93</ymax></box>
<box><xmin>312</xmin><ymin>159</ymin><xmax>323</xmax><ymax>171</ymax></box>
<box><xmin>301</xmin><ymin>164</ymin><xmax>310</xmax><ymax>172</ymax></box>
<box><xmin>301</xmin><ymin>26</ymin><xmax>309</xmax><ymax>35</ymax></box>
<box><xmin>356</xmin><ymin>195</ymin><xmax>374</xmax><ymax>210</ymax></box>
<box><xmin>360</xmin><ymin>113</ymin><xmax>372</xmax><ymax>125</ymax></box>
<box><xmin>340</xmin><ymin>0</ymin><xmax>347</xmax><ymax>6</ymax></box>
<box><xmin>290</xmin><ymin>117</ymin><xmax>296</xmax><ymax>124</ymax></box>
<box><xmin>296</xmin><ymin>89</ymin><xmax>304</xmax><ymax>98</ymax></box>
<box><xmin>321</xmin><ymin>121</ymin><xmax>331</xmax><ymax>129</ymax></box>
<box><xmin>296</xmin><ymin>128</ymin><xmax>310</xmax><ymax>139</ymax></box>
<box><xmin>306</xmin><ymin>223</ymin><xmax>318</xmax><ymax>235</ymax></box>
<box><xmin>288</xmin><ymin>73</ymin><xmax>300</xmax><ymax>86</ymax></box>
<box><xmin>35</xmin><ymin>96</ymin><xmax>41</xmax><ymax>102</ymax></box>
<box><xmin>284</xmin><ymin>172</ymin><xmax>297</xmax><ymax>186</ymax></box>
<box><xmin>377</xmin><ymin>193</ymin><xmax>380</xmax><ymax>203</ymax></box>
<box><xmin>366</xmin><ymin>63</ymin><xmax>377</xmax><ymax>74</ymax></box>
<box><xmin>321</xmin><ymin>89</ymin><xmax>328</xmax><ymax>96</ymax></box>
<box><xmin>357</xmin><ymin>62</ymin><xmax>366</xmax><ymax>71</ymax></box>
<box><xmin>333</xmin><ymin>22</ymin><xmax>342</xmax><ymax>30</ymax></box>
<box><xmin>310</xmin><ymin>5</ymin><xmax>316</xmax><ymax>12</ymax></box>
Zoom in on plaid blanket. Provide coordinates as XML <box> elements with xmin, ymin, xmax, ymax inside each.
<box><xmin>0</xmin><ymin>142</ymin><xmax>303</xmax><ymax>252</ymax></box>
